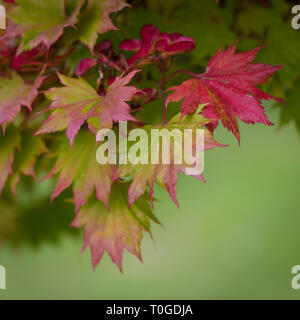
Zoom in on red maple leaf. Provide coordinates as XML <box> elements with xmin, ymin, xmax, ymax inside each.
<box><xmin>166</xmin><ymin>45</ymin><xmax>283</xmax><ymax>142</ymax></box>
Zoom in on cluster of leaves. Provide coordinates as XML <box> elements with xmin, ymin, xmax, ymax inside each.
<box><xmin>0</xmin><ymin>0</ymin><xmax>286</xmax><ymax>271</ymax></box>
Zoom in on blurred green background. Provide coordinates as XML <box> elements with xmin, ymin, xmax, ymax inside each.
<box><xmin>1</xmin><ymin>106</ymin><xmax>300</xmax><ymax>299</ymax></box>
<box><xmin>1</xmin><ymin>0</ymin><xmax>300</xmax><ymax>299</ymax></box>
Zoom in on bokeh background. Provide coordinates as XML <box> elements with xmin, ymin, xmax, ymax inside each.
<box><xmin>1</xmin><ymin>108</ymin><xmax>300</xmax><ymax>299</ymax></box>
<box><xmin>1</xmin><ymin>0</ymin><xmax>300</xmax><ymax>299</ymax></box>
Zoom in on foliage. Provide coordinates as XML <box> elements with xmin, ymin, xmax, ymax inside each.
<box><xmin>0</xmin><ymin>0</ymin><xmax>295</xmax><ymax>271</ymax></box>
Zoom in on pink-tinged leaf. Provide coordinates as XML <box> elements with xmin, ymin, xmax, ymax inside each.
<box><xmin>71</xmin><ymin>182</ymin><xmax>160</xmax><ymax>271</ymax></box>
<box><xmin>168</xmin><ymin>33</ymin><xmax>182</xmax><ymax>41</ymax></box>
<box><xmin>141</xmin><ymin>24</ymin><xmax>160</xmax><ymax>43</ymax></box>
<box><xmin>43</xmin><ymin>131</ymin><xmax>116</xmax><ymax>212</ymax></box>
<box><xmin>121</xmin><ymin>24</ymin><xmax>195</xmax><ymax>67</ymax></box>
<box><xmin>167</xmin><ymin>45</ymin><xmax>283</xmax><ymax>142</ymax></box>
<box><xmin>166</xmin><ymin>41</ymin><xmax>195</xmax><ymax>53</ymax></box>
<box><xmin>155</xmin><ymin>39</ymin><xmax>169</xmax><ymax>52</ymax></box>
<box><xmin>11</xmin><ymin>45</ymin><xmax>45</xmax><ymax>71</ymax></box>
<box><xmin>119</xmin><ymin>39</ymin><xmax>141</xmax><ymax>51</ymax></box>
<box><xmin>117</xmin><ymin>109</ymin><xmax>226</xmax><ymax>207</ymax></box>
<box><xmin>0</xmin><ymin>127</ymin><xmax>20</xmax><ymax>196</ymax></box>
<box><xmin>95</xmin><ymin>39</ymin><xmax>112</xmax><ymax>53</ymax></box>
<box><xmin>0</xmin><ymin>70</ymin><xmax>46</xmax><ymax>128</ymax></box>
<box><xmin>35</xmin><ymin>70</ymin><xmax>140</xmax><ymax>147</ymax></box>
<box><xmin>94</xmin><ymin>0</ymin><xmax>129</xmax><ymax>34</ymax></box>
<box><xmin>9</xmin><ymin>0</ymin><xmax>83</xmax><ymax>53</ymax></box>
<box><xmin>107</xmin><ymin>76</ymin><xmax>116</xmax><ymax>86</ymax></box>
<box><xmin>0</xmin><ymin>38</ymin><xmax>15</xmax><ymax>59</ymax></box>
<box><xmin>75</xmin><ymin>58</ymin><xmax>97</xmax><ymax>76</ymax></box>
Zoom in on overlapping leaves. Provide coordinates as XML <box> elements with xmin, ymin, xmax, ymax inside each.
<box><xmin>0</xmin><ymin>0</ymin><xmax>288</xmax><ymax>272</ymax></box>
<box><xmin>117</xmin><ymin>107</ymin><xmax>226</xmax><ymax>208</ymax></box>
<box><xmin>0</xmin><ymin>127</ymin><xmax>46</xmax><ymax>196</ymax></box>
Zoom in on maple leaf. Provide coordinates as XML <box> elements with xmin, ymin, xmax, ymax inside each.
<box><xmin>117</xmin><ymin>108</ymin><xmax>226</xmax><ymax>207</ymax></box>
<box><xmin>75</xmin><ymin>0</ymin><xmax>129</xmax><ymax>50</ymax></box>
<box><xmin>71</xmin><ymin>182</ymin><xmax>160</xmax><ymax>271</ymax></box>
<box><xmin>42</xmin><ymin>131</ymin><xmax>116</xmax><ymax>212</ymax></box>
<box><xmin>8</xmin><ymin>0</ymin><xmax>83</xmax><ymax>53</ymax></box>
<box><xmin>0</xmin><ymin>127</ymin><xmax>47</xmax><ymax>196</ymax></box>
<box><xmin>10</xmin><ymin>133</ymin><xmax>47</xmax><ymax>195</ymax></box>
<box><xmin>0</xmin><ymin>70</ymin><xmax>46</xmax><ymax>129</ymax></box>
<box><xmin>35</xmin><ymin>70</ymin><xmax>140</xmax><ymax>147</ymax></box>
<box><xmin>166</xmin><ymin>45</ymin><xmax>283</xmax><ymax>142</ymax></box>
<box><xmin>0</xmin><ymin>127</ymin><xmax>20</xmax><ymax>196</ymax></box>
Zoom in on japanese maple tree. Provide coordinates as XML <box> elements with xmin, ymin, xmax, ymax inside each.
<box><xmin>0</xmin><ymin>0</ymin><xmax>284</xmax><ymax>271</ymax></box>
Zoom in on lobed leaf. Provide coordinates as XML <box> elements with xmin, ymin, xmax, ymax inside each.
<box><xmin>167</xmin><ymin>45</ymin><xmax>283</xmax><ymax>143</ymax></box>
<box><xmin>117</xmin><ymin>109</ymin><xmax>226</xmax><ymax>207</ymax></box>
<box><xmin>36</xmin><ymin>71</ymin><xmax>140</xmax><ymax>147</ymax></box>
<box><xmin>10</xmin><ymin>133</ymin><xmax>47</xmax><ymax>195</ymax></box>
<box><xmin>0</xmin><ymin>127</ymin><xmax>21</xmax><ymax>195</ymax></box>
<box><xmin>0</xmin><ymin>71</ymin><xmax>46</xmax><ymax>129</ymax></box>
<box><xmin>74</xmin><ymin>0</ymin><xmax>129</xmax><ymax>50</ymax></box>
<box><xmin>43</xmin><ymin>130</ymin><xmax>116</xmax><ymax>212</ymax></box>
<box><xmin>71</xmin><ymin>182</ymin><xmax>160</xmax><ymax>271</ymax></box>
<box><xmin>9</xmin><ymin>0</ymin><xmax>83</xmax><ymax>53</ymax></box>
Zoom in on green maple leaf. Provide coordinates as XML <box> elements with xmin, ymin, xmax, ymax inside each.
<box><xmin>43</xmin><ymin>130</ymin><xmax>116</xmax><ymax>212</ymax></box>
<box><xmin>235</xmin><ymin>1</ymin><xmax>300</xmax><ymax>82</ymax></box>
<box><xmin>68</xmin><ymin>0</ymin><xmax>128</xmax><ymax>50</ymax></box>
<box><xmin>0</xmin><ymin>127</ymin><xmax>21</xmax><ymax>196</ymax></box>
<box><xmin>9</xmin><ymin>0</ymin><xmax>83</xmax><ymax>53</ymax></box>
<box><xmin>10</xmin><ymin>132</ymin><xmax>47</xmax><ymax>195</ymax></box>
<box><xmin>71</xmin><ymin>182</ymin><xmax>160</xmax><ymax>271</ymax></box>
<box><xmin>0</xmin><ymin>128</ymin><xmax>47</xmax><ymax>196</ymax></box>
<box><xmin>237</xmin><ymin>4</ymin><xmax>279</xmax><ymax>37</ymax></box>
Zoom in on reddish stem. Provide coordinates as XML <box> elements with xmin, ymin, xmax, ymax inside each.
<box><xmin>167</xmin><ymin>69</ymin><xmax>199</xmax><ymax>82</ymax></box>
<box><xmin>158</xmin><ymin>61</ymin><xmax>168</xmax><ymax>124</ymax></box>
<box><xmin>160</xmin><ymin>83</ymin><xmax>167</xmax><ymax>124</ymax></box>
